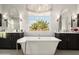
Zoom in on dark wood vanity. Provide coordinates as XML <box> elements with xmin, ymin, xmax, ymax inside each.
<box><xmin>55</xmin><ymin>32</ymin><xmax>79</xmax><ymax>50</ymax></box>
<box><xmin>0</xmin><ymin>32</ymin><xmax>24</xmax><ymax>49</ymax></box>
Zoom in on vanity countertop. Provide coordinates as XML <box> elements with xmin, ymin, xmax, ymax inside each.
<box><xmin>0</xmin><ymin>32</ymin><xmax>24</xmax><ymax>33</ymax></box>
<box><xmin>6</xmin><ymin>32</ymin><xmax>24</xmax><ymax>33</ymax></box>
<box><xmin>55</xmin><ymin>32</ymin><xmax>79</xmax><ymax>34</ymax></box>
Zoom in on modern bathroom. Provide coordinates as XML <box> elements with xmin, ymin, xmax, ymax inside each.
<box><xmin>0</xmin><ymin>4</ymin><xmax>79</xmax><ymax>55</ymax></box>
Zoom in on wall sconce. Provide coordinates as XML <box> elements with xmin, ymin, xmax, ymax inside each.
<box><xmin>19</xmin><ymin>13</ymin><xmax>23</xmax><ymax>21</ymax></box>
<box><xmin>56</xmin><ymin>14</ymin><xmax>61</xmax><ymax>22</ymax></box>
<box><xmin>3</xmin><ymin>13</ymin><xmax>8</xmax><ymax>27</ymax></box>
<box><xmin>19</xmin><ymin>13</ymin><xmax>23</xmax><ymax>32</ymax></box>
<box><xmin>3</xmin><ymin>13</ymin><xmax>8</xmax><ymax>19</ymax></box>
<box><xmin>72</xmin><ymin>13</ymin><xmax>77</xmax><ymax>20</ymax></box>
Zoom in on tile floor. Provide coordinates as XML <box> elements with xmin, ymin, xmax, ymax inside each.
<box><xmin>0</xmin><ymin>49</ymin><xmax>23</xmax><ymax>55</ymax></box>
<box><xmin>55</xmin><ymin>50</ymin><xmax>79</xmax><ymax>55</ymax></box>
<box><xmin>0</xmin><ymin>49</ymin><xmax>79</xmax><ymax>55</ymax></box>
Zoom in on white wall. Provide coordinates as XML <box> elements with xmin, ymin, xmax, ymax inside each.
<box><xmin>51</xmin><ymin>4</ymin><xmax>77</xmax><ymax>32</ymax></box>
<box><xmin>0</xmin><ymin>4</ymin><xmax>78</xmax><ymax>36</ymax></box>
<box><xmin>1</xmin><ymin>4</ymin><xmax>26</xmax><ymax>32</ymax></box>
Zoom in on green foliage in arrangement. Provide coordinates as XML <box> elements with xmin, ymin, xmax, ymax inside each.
<box><xmin>29</xmin><ymin>20</ymin><xmax>49</xmax><ymax>31</ymax></box>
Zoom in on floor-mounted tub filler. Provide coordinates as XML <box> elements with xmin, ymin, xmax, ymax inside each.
<box><xmin>17</xmin><ymin>37</ymin><xmax>61</xmax><ymax>55</ymax></box>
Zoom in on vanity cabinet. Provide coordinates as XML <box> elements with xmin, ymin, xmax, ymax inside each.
<box><xmin>0</xmin><ymin>33</ymin><xmax>24</xmax><ymax>49</ymax></box>
<box><xmin>55</xmin><ymin>33</ymin><xmax>79</xmax><ymax>50</ymax></box>
<box><xmin>0</xmin><ymin>38</ymin><xmax>11</xmax><ymax>49</ymax></box>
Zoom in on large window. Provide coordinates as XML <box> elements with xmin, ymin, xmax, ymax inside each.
<box><xmin>27</xmin><ymin>4</ymin><xmax>52</xmax><ymax>32</ymax></box>
<box><xmin>28</xmin><ymin>16</ymin><xmax>51</xmax><ymax>31</ymax></box>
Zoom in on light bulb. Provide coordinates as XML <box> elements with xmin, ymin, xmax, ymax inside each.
<box><xmin>3</xmin><ymin>13</ymin><xmax>8</xmax><ymax>19</ymax></box>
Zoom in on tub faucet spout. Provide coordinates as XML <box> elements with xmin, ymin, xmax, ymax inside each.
<box><xmin>38</xmin><ymin>34</ymin><xmax>40</xmax><ymax>39</ymax></box>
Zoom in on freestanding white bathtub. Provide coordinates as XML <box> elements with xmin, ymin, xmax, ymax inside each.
<box><xmin>17</xmin><ymin>37</ymin><xmax>61</xmax><ymax>55</ymax></box>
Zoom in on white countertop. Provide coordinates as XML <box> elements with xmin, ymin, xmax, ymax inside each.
<box><xmin>55</xmin><ymin>32</ymin><xmax>79</xmax><ymax>34</ymax></box>
<box><xmin>0</xmin><ymin>32</ymin><xmax>23</xmax><ymax>33</ymax></box>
